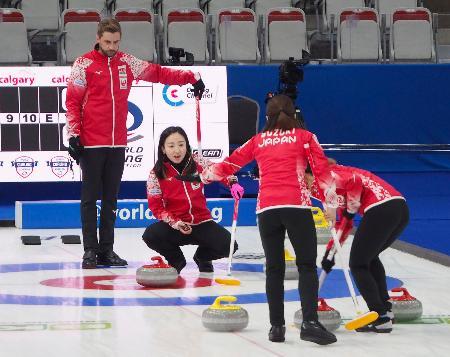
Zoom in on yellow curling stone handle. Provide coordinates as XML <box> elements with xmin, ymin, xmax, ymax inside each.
<box><xmin>312</xmin><ymin>207</ymin><xmax>329</xmax><ymax>228</ymax></box>
<box><xmin>210</xmin><ymin>296</ymin><xmax>241</xmax><ymax>311</ymax></box>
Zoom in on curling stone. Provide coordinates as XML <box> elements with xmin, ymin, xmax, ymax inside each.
<box><xmin>294</xmin><ymin>298</ymin><xmax>342</xmax><ymax>331</ymax></box>
<box><xmin>312</xmin><ymin>207</ymin><xmax>332</xmax><ymax>244</ymax></box>
<box><xmin>136</xmin><ymin>256</ymin><xmax>178</xmax><ymax>287</ymax></box>
<box><xmin>389</xmin><ymin>287</ymin><xmax>423</xmax><ymax>322</ymax></box>
<box><xmin>263</xmin><ymin>249</ymin><xmax>298</xmax><ymax>280</ymax></box>
<box><xmin>283</xmin><ymin>249</ymin><xmax>299</xmax><ymax>280</ymax></box>
<box><xmin>202</xmin><ymin>296</ymin><xmax>249</xmax><ymax>332</ymax></box>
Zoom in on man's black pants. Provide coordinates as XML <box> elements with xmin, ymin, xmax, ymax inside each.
<box><xmin>80</xmin><ymin>147</ymin><xmax>125</xmax><ymax>254</ymax></box>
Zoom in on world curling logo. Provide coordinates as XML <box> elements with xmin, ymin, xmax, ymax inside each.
<box><xmin>162</xmin><ymin>85</ymin><xmax>184</xmax><ymax>107</ymax></box>
<box><xmin>126</xmin><ymin>101</ymin><xmax>144</xmax><ymax>143</ymax></box>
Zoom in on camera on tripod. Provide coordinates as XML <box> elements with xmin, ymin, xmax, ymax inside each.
<box><xmin>167</xmin><ymin>47</ymin><xmax>195</xmax><ymax>66</ymax></box>
<box><xmin>266</xmin><ymin>50</ymin><xmax>311</xmax><ymax>129</ymax></box>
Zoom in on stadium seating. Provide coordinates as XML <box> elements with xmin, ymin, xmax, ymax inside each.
<box><xmin>9</xmin><ymin>0</ymin><xmax>61</xmax><ymax>32</ymax></box>
<box><xmin>375</xmin><ymin>0</ymin><xmax>418</xmax><ymax>28</ymax></box>
<box><xmin>157</xmin><ymin>0</ymin><xmax>200</xmax><ymax>17</ymax></box>
<box><xmin>65</xmin><ymin>0</ymin><xmax>107</xmax><ymax>13</ymax></box>
<box><xmin>337</xmin><ymin>7</ymin><xmax>381</xmax><ymax>62</ymax></box>
<box><xmin>114</xmin><ymin>8</ymin><xmax>157</xmax><ymax>62</ymax></box>
<box><xmin>322</xmin><ymin>0</ymin><xmax>365</xmax><ymax>31</ymax></box>
<box><xmin>164</xmin><ymin>8</ymin><xmax>209</xmax><ymax>63</ymax></box>
<box><xmin>201</xmin><ymin>0</ymin><xmax>245</xmax><ymax>27</ymax></box>
<box><xmin>390</xmin><ymin>7</ymin><xmax>435</xmax><ymax>62</ymax></box>
<box><xmin>114</xmin><ymin>0</ymin><xmax>154</xmax><ymax>12</ymax></box>
<box><xmin>248</xmin><ymin>0</ymin><xmax>293</xmax><ymax>17</ymax></box>
<box><xmin>60</xmin><ymin>9</ymin><xmax>102</xmax><ymax>64</ymax></box>
<box><xmin>215</xmin><ymin>7</ymin><xmax>261</xmax><ymax>63</ymax></box>
<box><xmin>0</xmin><ymin>8</ymin><xmax>32</xmax><ymax>64</ymax></box>
<box><xmin>264</xmin><ymin>7</ymin><xmax>308</xmax><ymax>62</ymax></box>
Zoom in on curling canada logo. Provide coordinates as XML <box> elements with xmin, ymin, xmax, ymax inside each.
<box><xmin>47</xmin><ymin>156</ymin><xmax>71</xmax><ymax>178</ymax></box>
<box><xmin>11</xmin><ymin>156</ymin><xmax>38</xmax><ymax>178</ymax></box>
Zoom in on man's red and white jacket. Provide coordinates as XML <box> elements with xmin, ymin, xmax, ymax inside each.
<box><xmin>147</xmin><ymin>153</ymin><xmax>232</xmax><ymax>230</ymax></box>
<box><xmin>311</xmin><ymin>164</ymin><xmax>405</xmax><ymax>215</ymax></box>
<box><xmin>199</xmin><ymin>128</ymin><xmax>338</xmax><ymax>213</ymax></box>
<box><xmin>66</xmin><ymin>48</ymin><xmax>197</xmax><ymax>147</ymax></box>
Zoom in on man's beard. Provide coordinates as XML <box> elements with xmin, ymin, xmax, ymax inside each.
<box><xmin>99</xmin><ymin>46</ymin><xmax>117</xmax><ymax>58</ymax></box>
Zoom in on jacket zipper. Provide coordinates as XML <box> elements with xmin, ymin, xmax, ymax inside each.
<box><xmin>107</xmin><ymin>57</ymin><xmax>116</xmax><ymax>146</ymax></box>
<box><xmin>171</xmin><ymin>162</ymin><xmax>195</xmax><ymax>223</ymax></box>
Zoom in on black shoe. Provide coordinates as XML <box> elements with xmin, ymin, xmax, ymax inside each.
<box><xmin>193</xmin><ymin>253</ymin><xmax>214</xmax><ymax>273</ymax></box>
<box><xmin>269</xmin><ymin>325</ymin><xmax>286</xmax><ymax>342</ymax></box>
<box><xmin>171</xmin><ymin>260</ymin><xmax>187</xmax><ymax>274</ymax></box>
<box><xmin>97</xmin><ymin>251</ymin><xmax>128</xmax><ymax>266</ymax></box>
<box><xmin>300</xmin><ymin>320</ymin><xmax>337</xmax><ymax>345</ymax></box>
<box><xmin>82</xmin><ymin>250</ymin><xmax>97</xmax><ymax>269</ymax></box>
<box><xmin>355</xmin><ymin>316</ymin><xmax>393</xmax><ymax>333</ymax></box>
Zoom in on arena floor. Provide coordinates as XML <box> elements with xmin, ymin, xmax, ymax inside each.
<box><xmin>0</xmin><ymin>226</ymin><xmax>449</xmax><ymax>357</ymax></box>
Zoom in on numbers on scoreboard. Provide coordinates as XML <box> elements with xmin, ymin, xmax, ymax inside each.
<box><xmin>21</xmin><ymin>113</ymin><xmax>38</xmax><ymax>123</ymax></box>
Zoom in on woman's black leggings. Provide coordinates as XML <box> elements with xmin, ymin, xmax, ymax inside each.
<box><xmin>258</xmin><ymin>208</ymin><xmax>319</xmax><ymax>326</ymax></box>
<box><xmin>142</xmin><ymin>220</ymin><xmax>237</xmax><ymax>270</ymax></box>
<box><xmin>350</xmin><ymin>199</ymin><xmax>409</xmax><ymax>315</ymax></box>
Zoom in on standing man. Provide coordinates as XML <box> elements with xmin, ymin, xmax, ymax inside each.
<box><xmin>66</xmin><ymin>18</ymin><xmax>205</xmax><ymax>269</ymax></box>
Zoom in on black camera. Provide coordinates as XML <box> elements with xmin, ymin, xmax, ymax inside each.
<box><xmin>265</xmin><ymin>51</ymin><xmax>311</xmax><ymax>128</ymax></box>
<box><xmin>278</xmin><ymin>51</ymin><xmax>310</xmax><ymax>102</ymax></box>
<box><xmin>167</xmin><ymin>47</ymin><xmax>194</xmax><ymax>66</ymax></box>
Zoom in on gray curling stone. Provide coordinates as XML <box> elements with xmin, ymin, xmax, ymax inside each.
<box><xmin>136</xmin><ymin>256</ymin><xmax>178</xmax><ymax>287</ymax></box>
<box><xmin>202</xmin><ymin>296</ymin><xmax>249</xmax><ymax>332</ymax></box>
<box><xmin>390</xmin><ymin>287</ymin><xmax>423</xmax><ymax>322</ymax></box>
<box><xmin>283</xmin><ymin>249</ymin><xmax>298</xmax><ymax>280</ymax></box>
<box><xmin>312</xmin><ymin>207</ymin><xmax>331</xmax><ymax>244</ymax></box>
<box><xmin>294</xmin><ymin>298</ymin><xmax>342</xmax><ymax>331</ymax></box>
<box><xmin>263</xmin><ymin>249</ymin><xmax>298</xmax><ymax>280</ymax></box>
<box><xmin>316</xmin><ymin>226</ymin><xmax>332</xmax><ymax>244</ymax></box>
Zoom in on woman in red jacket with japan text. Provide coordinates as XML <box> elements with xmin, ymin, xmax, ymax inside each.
<box><xmin>178</xmin><ymin>95</ymin><xmax>338</xmax><ymax>346</ymax></box>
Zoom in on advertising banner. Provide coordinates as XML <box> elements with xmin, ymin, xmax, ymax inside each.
<box><xmin>0</xmin><ymin>66</ymin><xmax>228</xmax><ymax>182</ymax></box>
<box><xmin>16</xmin><ymin>198</ymin><xmax>257</xmax><ymax>229</ymax></box>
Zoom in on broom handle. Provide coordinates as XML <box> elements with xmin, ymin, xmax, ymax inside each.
<box><xmin>196</xmin><ymin>96</ymin><xmax>202</xmax><ymax>158</ymax></box>
<box><xmin>226</xmin><ymin>199</ymin><xmax>239</xmax><ymax>276</ymax></box>
<box><xmin>329</xmin><ymin>222</ymin><xmax>362</xmax><ymax>314</ymax></box>
<box><xmin>318</xmin><ymin>218</ymin><xmax>351</xmax><ymax>291</ymax></box>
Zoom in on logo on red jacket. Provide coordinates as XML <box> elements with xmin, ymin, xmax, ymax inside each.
<box><xmin>46</xmin><ymin>156</ymin><xmax>71</xmax><ymax>178</ymax></box>
<box><xmin>11</xmin><ymin>156</ymin><xmax>37</xmax><ymax>178</ymax></box>
<box><xmin>118</xmin><ymin>65</ymin><xmax>127</xmax><ymax>89</ymax></box>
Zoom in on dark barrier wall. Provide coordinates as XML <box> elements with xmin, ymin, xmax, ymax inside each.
<box><xmin>227</xmin><ymin>63</ymin><xmax>450</xmax><ymax>172</ymax></box>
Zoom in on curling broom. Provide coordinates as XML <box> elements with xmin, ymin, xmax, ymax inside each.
<box><xmin>329</xmin><ymin>221</ymin><xmax>379</xmax><ymax>330</ymax></box>
<box><xmin>215</xmin><ymin>198</ymin><xmax>241</xmax><ymax>286</ymax></box>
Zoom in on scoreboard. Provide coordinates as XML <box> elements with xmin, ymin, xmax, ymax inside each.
<box><xmin>0</xmin><ymin>66</ymin><xmax>229</xmax><ymax>182</ymax></box>
<box><xmin>0</xmin><ymin>86</ymin><xmax>66</xmax><ymax>152</ymax></box>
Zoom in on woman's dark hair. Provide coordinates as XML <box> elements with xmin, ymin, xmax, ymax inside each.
<box><xmin>153</xmin><ymin>126</ymin><xmax>197</xmax><ymax>179</ymax></box>
<box><xmin>263</xmin><ymin>94</ymin><xmax>300</xmax><ymax>132</ymax></box>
